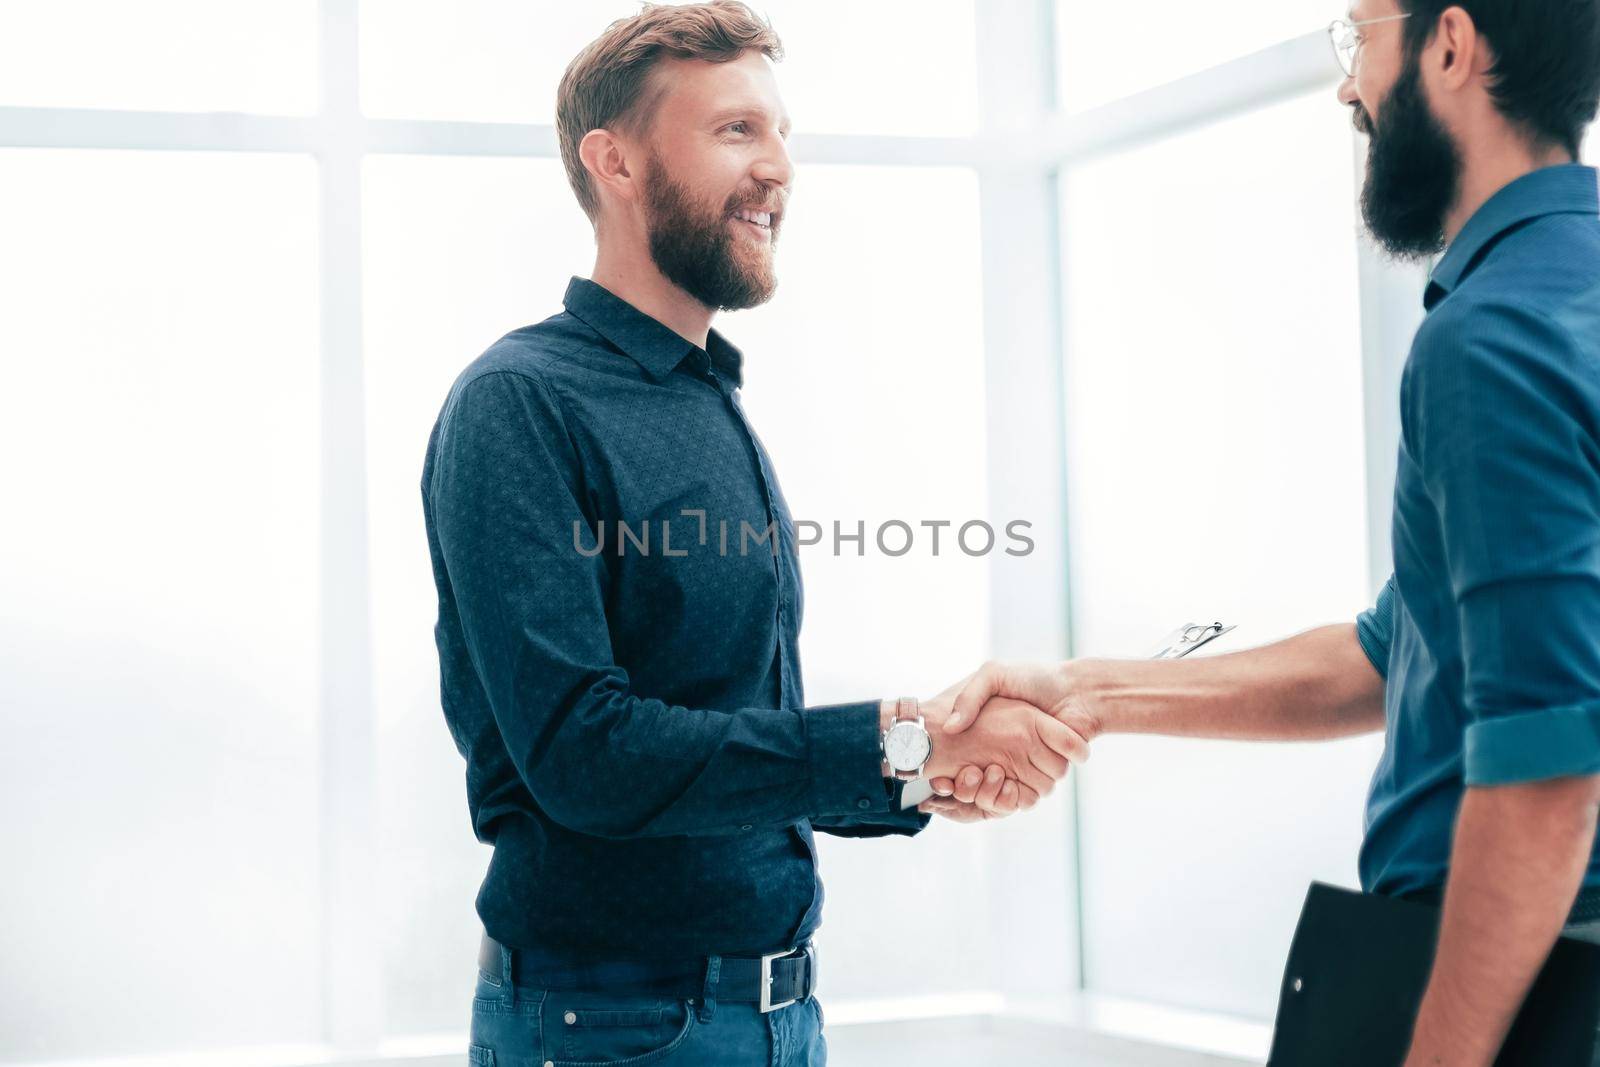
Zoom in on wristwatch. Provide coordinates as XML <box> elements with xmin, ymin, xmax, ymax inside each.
<box><xmin>881</xmin><ymin>697</ymin><xmax>933</xmax><ymax>781</ymax></box>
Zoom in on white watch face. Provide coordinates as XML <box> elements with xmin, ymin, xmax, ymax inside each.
<box><xmin>885</xmin><ymin>721</ymin><xmax>931</xmax><ymax>772</ymax></box>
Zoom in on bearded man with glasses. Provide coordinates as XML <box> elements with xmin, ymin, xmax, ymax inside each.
<box><xmin>942</xmin><ymin>2</ymin><xmax>1600</xmax><ymax>1061</ymax></box>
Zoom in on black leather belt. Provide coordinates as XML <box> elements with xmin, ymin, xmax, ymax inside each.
<box><xmin>478</xmin><ymin>933</ymin><xmax>818</xmax><ymax>1013</ymax></box>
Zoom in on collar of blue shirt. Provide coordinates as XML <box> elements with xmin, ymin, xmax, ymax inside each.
<box><xmin>562</xmin><ymin>275</ymin><xmax>746</xmax><ymax>387</ymax></box>
<box><xmin>1425</xmin><ymin>163</ymin><xmax>1600</xmax><ymax>307</ymax></box>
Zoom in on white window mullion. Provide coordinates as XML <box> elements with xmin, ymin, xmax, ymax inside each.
<box><xmin>972</xmin><ymin>0</ymin><xmax>1082</xmax><ymax>1003</ymax></box>
<box><xmin>316</xmin><ymin>0</ymin><xmax>382</xmax><ymax>1053</ymax></box>
<box><xmin>0</xmin><ymin>106</ymin><xmax>318</xmax><ymax>151</ymax></box>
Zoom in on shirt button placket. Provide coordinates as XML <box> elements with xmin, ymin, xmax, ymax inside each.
<box><xmin>724</xmin><ymin>382</ymin><xmax>794</xmax><ymax>695</ymax></box>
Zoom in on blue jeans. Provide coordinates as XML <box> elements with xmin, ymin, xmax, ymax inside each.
<box><xmin>467</xmin><ymin>952</ymin><xmax>827</xmax><ymax>1067</ymax></box>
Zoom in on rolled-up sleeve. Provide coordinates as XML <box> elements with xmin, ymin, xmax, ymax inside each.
<box><xmin>1409</xmin><ymin>301</ymin><xmax>1600</xmax><ymax>786</ymax></box>
<box><xmin>1356</xmin><ymin>576</ymin><xmax>1397</xmax><ymax>681</ymax></box>
<box><xmin>426</xmin><ymin>370</ymin><xmax>896</xmax><ymax>838</ymax></box>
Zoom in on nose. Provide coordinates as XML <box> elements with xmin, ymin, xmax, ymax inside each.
<box><xmin>751</xmin><ymin>132</ymin><xmax>794</xmax><ymax>191</ymax></box>
<box><xmin>1336</xmin><ymin>75</ymin><xmax>1359</xmax><ymax>108</ymax></box>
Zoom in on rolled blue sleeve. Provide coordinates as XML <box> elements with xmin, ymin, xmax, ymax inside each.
<box><xmin>1356</xmin><ymin>576</ymin><xmax>1397</xmax><ymax>681</ymax></box>
<box><xmin>1409</xmin><ymin>300</ymin><xmax>1600</xmax><ymax>786</ymax></box>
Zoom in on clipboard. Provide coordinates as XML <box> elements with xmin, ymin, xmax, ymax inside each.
<box><xmin>1268</xmin><ymin>882</ymin><xmax>1600</xmax><ymax>1065</ymax></box>
<box><xmin>1150</xmin><ymin>621</ymin><xmax>1236</xmax><ymax>660</ymax></box>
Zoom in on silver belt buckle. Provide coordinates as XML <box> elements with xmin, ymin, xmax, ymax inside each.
<box><xmin>759</xmin><ymin>946</ymin><xmax>800</xmax><ymax>1013</ymax></box>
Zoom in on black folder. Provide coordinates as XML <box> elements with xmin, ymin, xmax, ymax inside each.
<box><xmin>1267</xmin><ymin>882</ymin><xmax>1600</xmax><ymax>1066</ymax></box>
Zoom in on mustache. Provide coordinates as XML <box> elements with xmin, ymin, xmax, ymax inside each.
<box><xmin>1351</xmin><ymin>103</ymin><xmax>1375</xmax><ymax>136</ymax></box>
<box><xmin>725</xmin><ymin>187</ymin><xmax>786</xmax><ymax>217</ymax></box>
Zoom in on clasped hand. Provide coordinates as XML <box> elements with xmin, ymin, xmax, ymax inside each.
<box><xmin>912</xmin><ymin>661</ymin><xmax>1102</xmax><ymax>824</ymax></box>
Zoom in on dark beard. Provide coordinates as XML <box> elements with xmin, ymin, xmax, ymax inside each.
<box><xmin>1356</xmin><ymin>56</ymin><xmax>1462</xmax><ymax>261</ymax></box>
<box><xmin>643</xmin><ymin>152</ymin><xmax>779</xmax><ymax>311</ymax></box>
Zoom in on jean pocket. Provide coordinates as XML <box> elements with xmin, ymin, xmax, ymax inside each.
<box><xmin>468</xmin><ymin>1045</ymin><xmax>495</xmax><ymax>1067</ymax></box>
<box><xmin>473</xmin><ymin>966</ymin><xmax>507</xmax><ymax>1006</ymax></box>
<box><xmin>548</xmin><ymin>993</ymin><xmax>696</xmax><ymax>1066</ymax></box>
<box><xmin>470</xmin><ymin>986</ymin><xmax>546</xmax><ymax>1060</ymax></box>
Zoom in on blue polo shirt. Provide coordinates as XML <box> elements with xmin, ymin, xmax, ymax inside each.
<box><xmin>1356</xmin><ymin>164</ymin><xmax>1600</xmax><ymax>900</ymax></box>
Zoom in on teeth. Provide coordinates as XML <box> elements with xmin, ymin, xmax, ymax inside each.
<box><xmin>735</xmin><ymin>209</ymin><xmax>772</xmax><ymax>227</ymax></box>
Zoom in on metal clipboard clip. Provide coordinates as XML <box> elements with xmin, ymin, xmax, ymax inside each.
<box><xmin>1151</xmin><ymin>621</ymin><xmax>1236</xmax><ymax>660</ymax></box>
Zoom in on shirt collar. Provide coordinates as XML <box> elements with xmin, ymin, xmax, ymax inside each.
<box><xmin>1426</xmin><ymin>163</ymin><xmax>1599</xmax><ymax>308</ymax></box>
<box><xmin>562</xmin><ymin>276</ymin><xmax>745</xmax><ymax>387</ymax></box>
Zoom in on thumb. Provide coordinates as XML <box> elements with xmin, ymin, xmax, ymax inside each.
<box><xmin>1038</xmin><ymin>713</ymin><xmax>1091</xmax><ymax>765</ymax></box>
<box><xmin>945</xmin><ymin>664</ymin><xmax>1002</xmax><ymax>733</ymax></box>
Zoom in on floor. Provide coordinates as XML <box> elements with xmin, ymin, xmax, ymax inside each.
<box><xmin>823</xmin><ymin>1015</ymin><xmax>1263</xmax><ymax>1067</ymax></box>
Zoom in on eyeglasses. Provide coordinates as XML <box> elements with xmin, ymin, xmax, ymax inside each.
<box><xmin>1327</xmin><ymin>13</ymin><xmax>1411</xmax><ymax>77</ymax></box>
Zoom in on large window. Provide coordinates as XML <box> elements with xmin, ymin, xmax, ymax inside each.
<box><xmin>1059</xmin><ymin>89</ymin><xmax>1378</xmax><ymax>1018</ymax></box>
<box><xmin>361</xmin><ymin>0</ymin><xmax>979</xmax><ymax>135</ymax></box>
<box><xmin>0</xmin><ymin>149</ymin><xmax>322</xmax><ymax>1060</ymax></box>
<box><xmin>0</xmin><ymin>1</ymin><xmax>318</xmax><ymax>114</ymax></box>
<box><xmin>360</xmin><ymin>1</ymin><xmax>635</xmax><ymax>124</ymax></box>
<box><xmin>1055</xmin><ymin>0</ymin><xmax>1331</xmax><ymax>112</ymax></box>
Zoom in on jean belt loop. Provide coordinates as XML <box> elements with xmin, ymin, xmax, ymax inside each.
<box><xmin>696</xmin><ymin>954</ymin><xmax>721</xmax><ymax>1024</ymax></box>
<box><xmin>500</xmin><ymin>942</ymin><xmax>516</xmax><ymax>1009</ymax></box>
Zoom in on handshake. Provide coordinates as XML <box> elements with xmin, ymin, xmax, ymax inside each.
<box><xmin>884</xmin><ymin>661</ymin><xmax>1103</xmax><ymax>825</ymax></box>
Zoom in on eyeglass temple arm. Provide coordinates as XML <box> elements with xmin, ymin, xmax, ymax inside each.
<box><xmin>1351</xmin><ymin>12</ymin><xmax>1412</xmax><ymax>28</ymax></box>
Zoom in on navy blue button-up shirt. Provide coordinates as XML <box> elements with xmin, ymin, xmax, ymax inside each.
<box><xmin>1357</xmin><ymin>164</ymin><xmax>1600</xmax><ymax>898</ymax></box>
<box><xmin>421</xmin><ymin>277</ymin><xmax>926</xmax><ymax>962</ymax></box>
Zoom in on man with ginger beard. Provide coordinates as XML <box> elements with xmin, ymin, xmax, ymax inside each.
<box><xmin>418</xmin><ymin>3</ymin><xmax>1087</xmax><ymax>1065</ymax></box>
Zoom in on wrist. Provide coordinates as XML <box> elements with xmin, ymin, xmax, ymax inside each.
<box><xmin>878</xmin><ymin>699</ymin><xmax>895</xmax><ymax>777</ymax></box>
<box><xmin>1062</xmin><ymin>658</ymin><xmax>1111</xmax><ymax>738</ymax></box>
<box><xmin>924</xmin><ymin>746</ymin><xmax>959</xmax><ymax>782</ymax></box>
<box><xmin>922</xmin><ymin>707</ymin><xmax>963</xmax><ymax>780</ymax></box>
<box><xmin>880</xmin><ymin>697</ymin><xmax>933</xmax><ymax>781</ymax></box>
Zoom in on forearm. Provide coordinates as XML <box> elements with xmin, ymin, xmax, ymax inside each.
<box><xmin>1072</xmin><ymin>623</ymin><xmax>1385</xmax><ymax>742</ymax></box>
<box><xmin>524</xmin><ymin>689</ymin><xmax>895</xmax><ymax>839</ymax></box>
<box><xmin>1405</xmin><ymin>777</ymin><xmax>1600</xmax><ymax>1065</ymax></box>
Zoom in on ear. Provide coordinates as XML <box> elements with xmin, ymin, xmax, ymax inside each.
<box><xmin>577</xmin><ymin>128</ymin><xmax>638</xmax><ymax>211</ymax></box>
<box><xmin>1433</xmin><ymin>5</ymin><xmax>1481</xmax><ymax>92</ymax></box>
